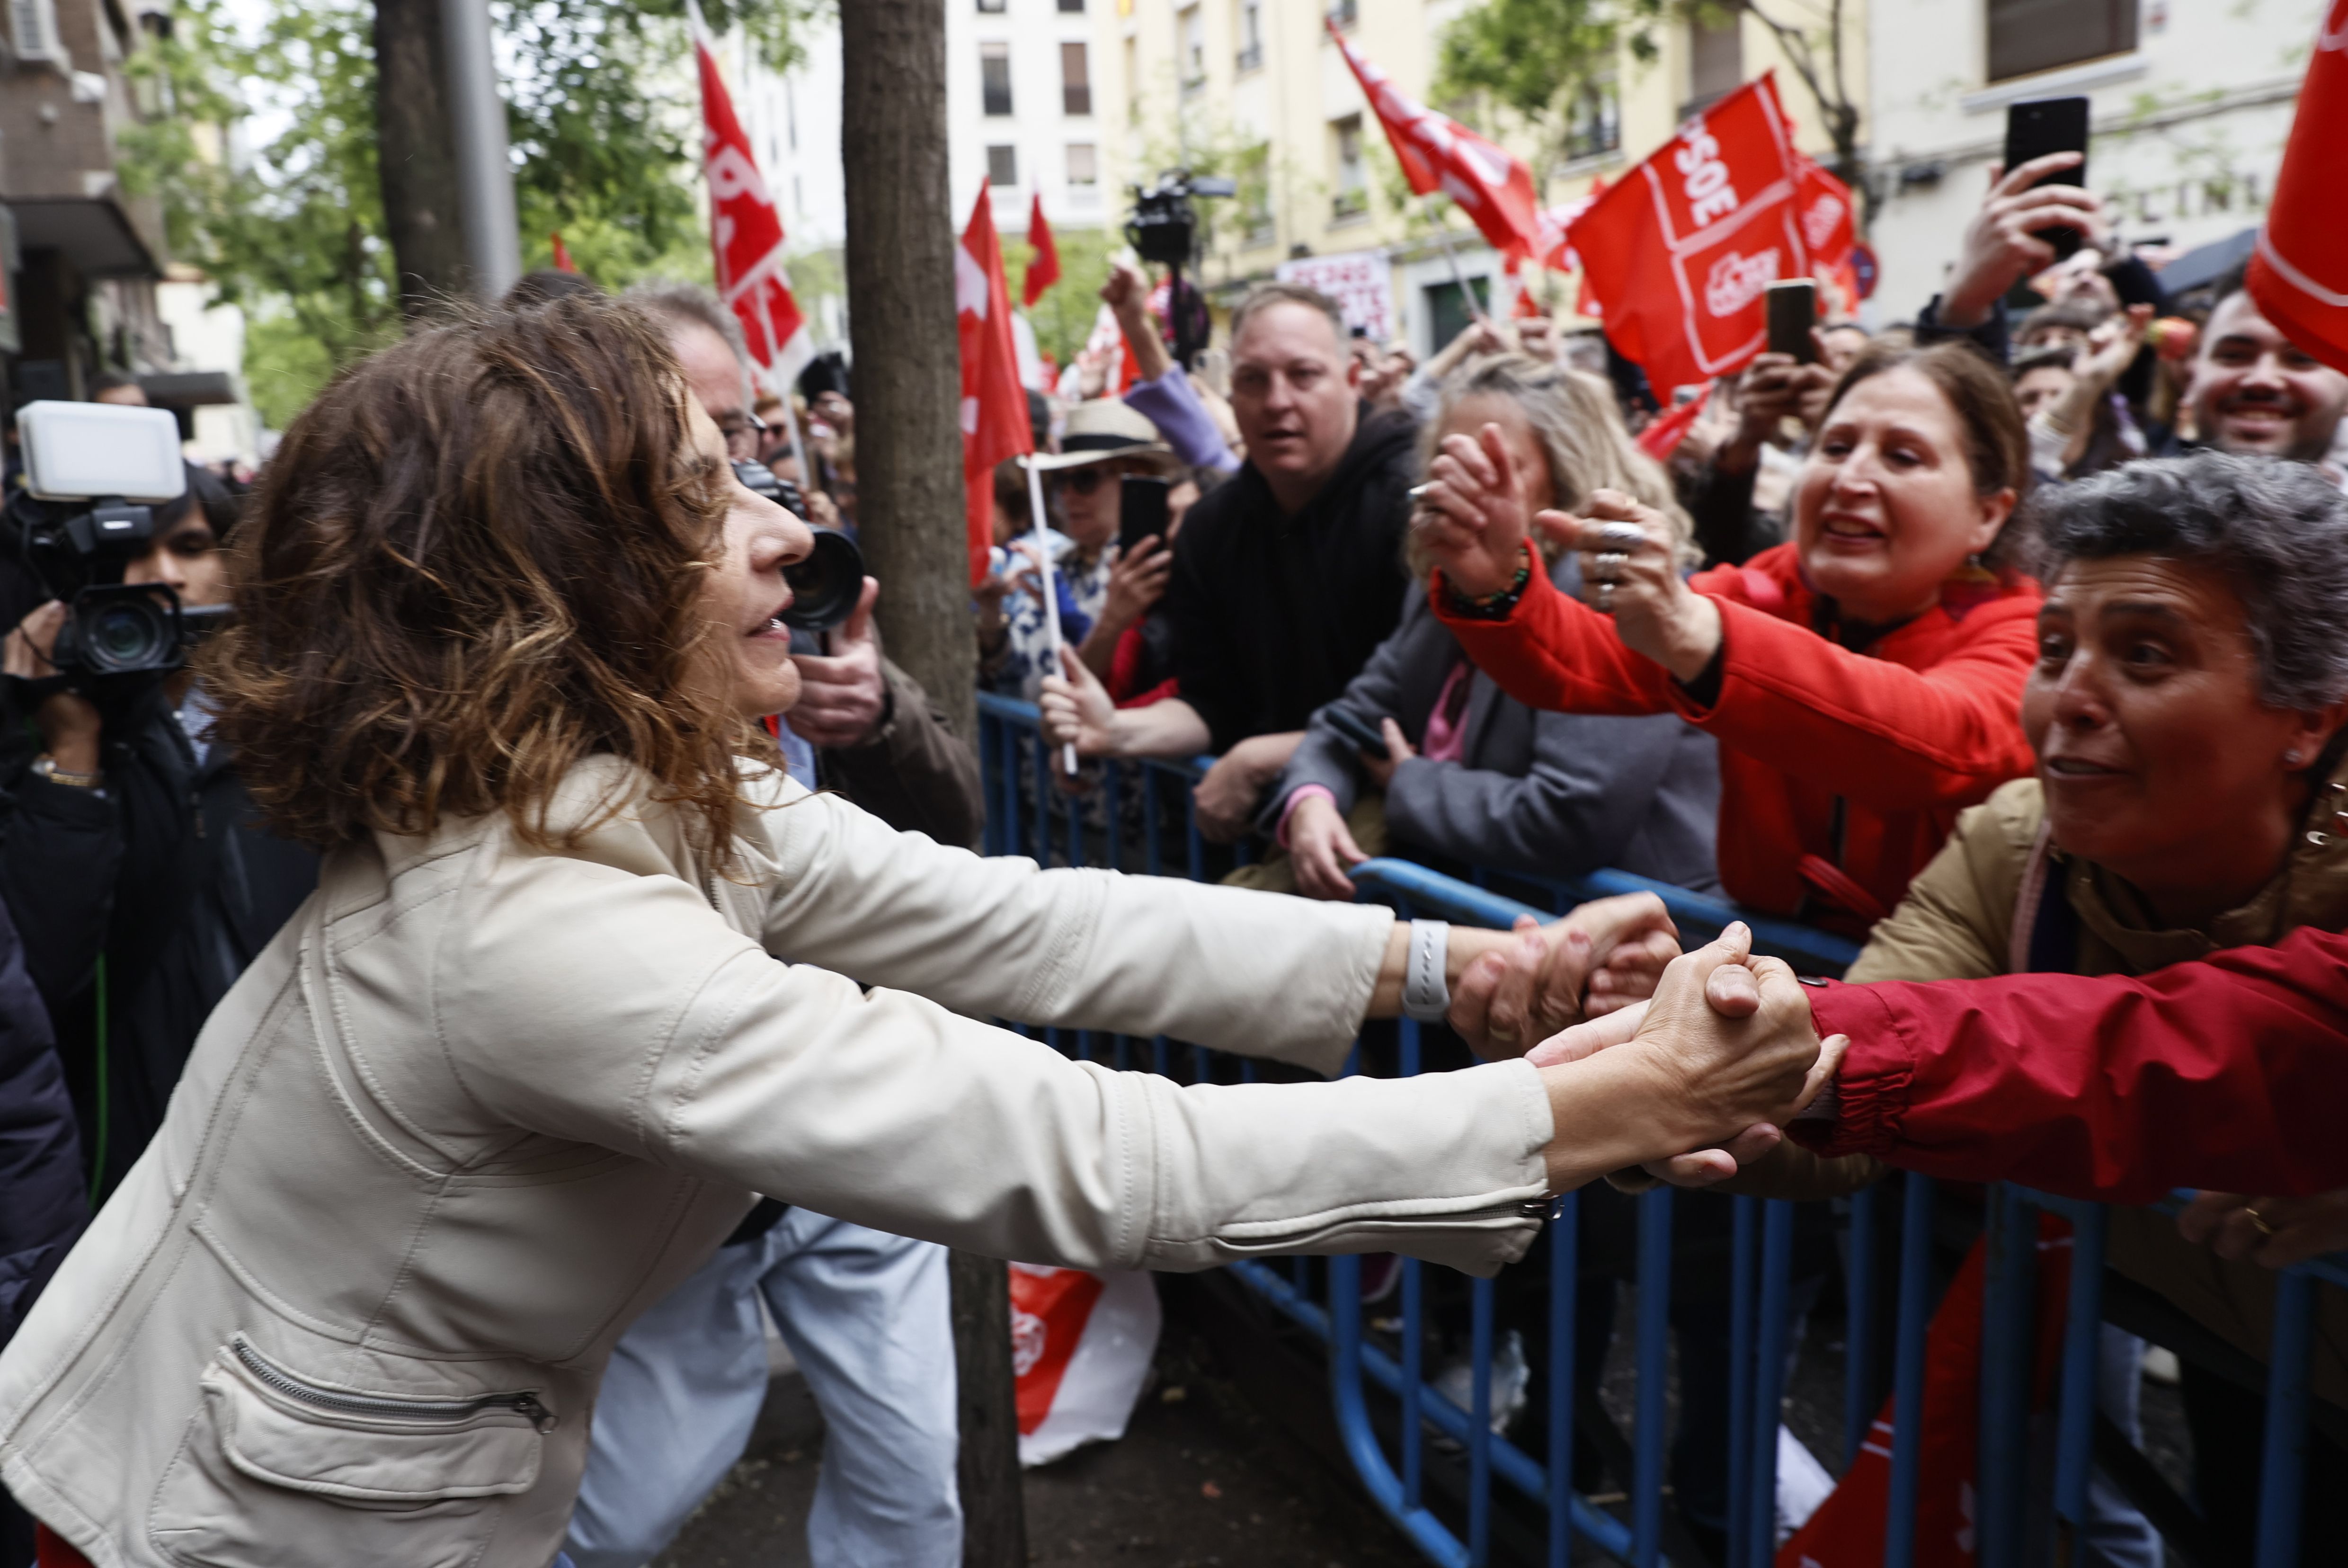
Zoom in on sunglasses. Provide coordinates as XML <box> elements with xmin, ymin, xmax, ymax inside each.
<box><xmin>1050</xmin><ymin>465</ymin><xmax>1134</xmax><ymax>496</ymax></box>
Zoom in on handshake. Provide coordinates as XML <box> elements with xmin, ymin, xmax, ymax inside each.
<box><xmin>1485</xmin><ymin>914</ymin><xmax>1847</xmax><ymax>1196</ymax></box>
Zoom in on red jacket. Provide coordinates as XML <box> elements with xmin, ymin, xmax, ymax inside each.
<box><xmin>1795</xmin><ymin>927</ymin><xmax>2348</xmax><ymax>1202</ymax></box>
<box><xmin>1435</xmin><ymin>543</ymin><xmax>2041</xmax><ymax>928</ymax></box>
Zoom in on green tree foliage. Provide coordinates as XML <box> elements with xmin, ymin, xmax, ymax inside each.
<box><xmin>117</xmin><ymin>0</ymin><xmax>822</xmax><ymax>430</ymax></box>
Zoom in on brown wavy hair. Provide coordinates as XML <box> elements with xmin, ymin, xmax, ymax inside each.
<box><xmin>204</xmin><ymin>296</ymin><xmax>766</xmax><ymax>857</ymax></box>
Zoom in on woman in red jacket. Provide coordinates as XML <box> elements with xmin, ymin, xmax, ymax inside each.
<box><xmin>1416</xmin><ymin>342</ymin><xmax>2039</xmax><ymax>932</ymax></box>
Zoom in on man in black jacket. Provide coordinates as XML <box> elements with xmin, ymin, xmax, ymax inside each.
<box><xmin>1163</xmin><ymin>282</ymin><xmax>1419</xmax><ymax>838</ymax></box>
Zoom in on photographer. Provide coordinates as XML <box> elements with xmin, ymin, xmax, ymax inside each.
<box><xmin>1</xmin><ymin>462</ymin><xmax>317</xmax><ymax>1199</ymax></box>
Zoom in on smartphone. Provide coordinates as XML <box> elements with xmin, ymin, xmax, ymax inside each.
<box><xmin>1118</xmin><ymin>474</ymin><xmax>1172</xmax><ymax>555</ymax></box>
<box><xmin>2002</xmin><ymin>97</ymin><xmax>2091</xmax><ymax>261</ymax></box>
<box><xmin>1764</xmin><ymin>280</ymin><xmax>1817</xmax><ymax>363</ymax></box>
<box><xmin>1324</xmin><ymin>706</ymin><xmax>1392</xmax><ymax>761</ymax></box>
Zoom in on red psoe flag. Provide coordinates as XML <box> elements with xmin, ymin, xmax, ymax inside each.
<box><xmin>2247</xmin><ymin>0</ymin><xmax>2348</xmax><ymax>375</ymax></box>
<box><xmin>550</xmin><ymin>232</ymin><xmax>578</xmax><ymax>273</ymax></box>
<box><xmin>1325</xmin><ymin>17</ymin><xmax>1542</xmax><ymax>261</ymax></box>
<box><xmin>960</xmin><ymin>186</ymin><xmax>1033</xmax><ymax>585</ymax></box>
<box><xmin>1791</xmin><ymin>153</ymin><xmax>1862</xmax><ymax>318</ymax></box>
<box><xmin>1565</xmin><ymin>73</ymin><xmax>1810</xmax><ymax>400</ymax></box>
<box><xmin>692</xmin><ymin>16</ymin><xmax>813</xmax><ymax>393</ymax></box>
<box><xmin>1023</xmin><ymin>193</ymin><xmax>1062</xmax><ymax>309</ymax></box>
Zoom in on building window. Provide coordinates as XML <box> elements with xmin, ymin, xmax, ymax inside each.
<box><xmin>981</xmin><ymin>42</ymin><xmax>1014</xmax><ymax>117</ymax></box>
<box><xmin>1059</xmin><ymin>0</ymin><xmax>1085</xmax><ymax>9</ymax></box>
<box><xmin>977</xmin><ymin>0</ymin><xmax>1005</xmax><ymax>11</ymax></box>
<box><xmin>1179</xmin><ymin>5</ymin><xmax>1205</xmax><ymax>93</ymax></box>
<box><xmin>1235</xmin><ymin>0</ymin><xmax>1263</xmax><ymax>72</ymax></box>
<box><xmin>1238</xmin><ymin>142</ymin><xmax>1274</xmax><ymax>247</ymax></box>
<box><xmin>1125</xmin><ymin>36</ymin><xmax>1140</xmax><ymax>124</ymax></box>
<box><xmin>1061</xmin><ymin>41</ymin><xmax>1092</xmax><ymax>116</ymax></box>
<box><xmin>1684</xmin><ymin>15</ymin><xmax>1742</xmax><ymax>117</ymax></box>
<box><xmin>1987</xmin><ymin>0</ymin><xmax>2138</xmax><ymax>82</ymax></box>
<box><xmin>1565</xmin><ymin>79</ymin><xmax>1621</xmax><ymax>162</ymax></box>
<box><xmin>10</xmin><ymin>0</ymin><xmax>63</xmax><ymax>60</ymax></box>
<box><xmin>1327</xmin><ymin>0</ymin><xmax>1358</xmax><ymax>28</ymax></box>
<box><xmin>987</xmin><ymin>145</ymin><xmax>1020</xmax><ymax>187</ymax></box>
<box><xmin>1331</xmin><ymin>114</ymin><xmax>1367</xmax><ymax>221</ymax></box>
<box><xmin>1067</xmin><ymin>143</ymin><xmax>1098</xmax><ymax>186</ymax></box>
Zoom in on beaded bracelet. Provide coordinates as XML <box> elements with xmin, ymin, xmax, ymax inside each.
<box><xmin>1440</xmin><ymin>546</ymin><xmax>1534</xmax><ymax>621</ymax></box>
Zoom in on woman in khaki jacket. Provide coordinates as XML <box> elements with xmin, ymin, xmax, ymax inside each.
<box><xmin>1601</xmin><ymin>452</ymin><xmax>2348</xmax><ymax>1551</ymax></box>
<box><xmin>0</xmin><ymin>300</ymin><xmax>1829</xmax><ymax>1568</ymax></box>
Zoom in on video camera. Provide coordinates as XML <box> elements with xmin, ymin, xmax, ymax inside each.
<box><xmin>1124</xmin><ymin>170</ymin><xmax>1233</xmax><ymax>370</ymax></box>
<box><xmin>8</xmin><ymin>401</ymin><xmax>196</xmax><ymax>683</ymax></box>
<box><xmin>731</xmin><ymin>458</ymin><xmax>865</xmax><ymax>634</ymax></box>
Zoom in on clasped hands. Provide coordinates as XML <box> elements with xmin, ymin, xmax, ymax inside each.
<box><xmin>1517</xmin><ymin>922</ymin><xmax>1847</xmax><ymax>1194</ymax></box>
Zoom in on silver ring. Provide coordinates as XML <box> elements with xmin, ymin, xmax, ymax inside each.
<box><xmin>1593</xmin><ymin>551</ymin><xmax>1628</xmax><ymax>579</ymax></box>
<box><xmin>1595</xmin><ymin>521</ymin><xmax>1648</xmax><ymax>552</ymax></box>
<box><xmin>1596</xmin><ymin>581</ymin><xmax>1616</xmax><ymax>613</ymax></box>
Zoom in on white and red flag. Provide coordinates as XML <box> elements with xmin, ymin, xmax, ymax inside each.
<box><xmin>1325</xmin><ymin>17</ymin><xmax>1543</xmax><ymax>262</ymax></box>
<box><xmin>2247</xmin><ymin>0</ymin><xmax>2348</xmax><ymax>374</ymax></box>
<box><xmin>691</xmin><ymin>11</ymin><xmax>813</xmax><ymax>394</ymax></box>
<box><xmin>1792</xmin><ymin>152</ymin><xmax>1861</xmax><ymax>319</ymax></box>
<box><xmin>959</xmin><ymin>185</ymin><xmax>1032</xmax><ymax>584</ymax></box>
<box><xmin>1565</xmin><ymin>73</ymin><xmax>1810</xmax><ymax>400</ymax></box>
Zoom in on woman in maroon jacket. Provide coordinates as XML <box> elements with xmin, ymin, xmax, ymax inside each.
<box><xmin>1415</xmin><ymin>342</ymin><xmax>2040</xmax><ymax>933</ymax></box>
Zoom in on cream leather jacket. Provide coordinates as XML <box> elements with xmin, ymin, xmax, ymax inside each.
<box><xmin>0</xmin><ymin>758</ymin><xmax>1553</xmax><ymax>1568</ymax></box>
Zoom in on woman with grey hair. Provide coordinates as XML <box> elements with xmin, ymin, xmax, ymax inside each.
<box><xmin>1622</xmin><ymin>450</ymin><xmax>2348</xmax><ymax>1563</ymax></box>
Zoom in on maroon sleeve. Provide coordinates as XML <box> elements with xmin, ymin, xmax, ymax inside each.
<box><xmin>1789</xmin><ymin>927</ymin><xmax>2348</xmax><ymax>1203</ymax></box>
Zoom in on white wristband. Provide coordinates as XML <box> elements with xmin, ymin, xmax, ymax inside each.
<box><xmin>1402</xmin><ymin>920</ymin><xmax>1451</xmax><ymax>1024</ymax></box>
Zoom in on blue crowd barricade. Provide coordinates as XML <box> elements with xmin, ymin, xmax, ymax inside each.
<box><xmin>972</xmin><ymin>692</ymin><xmax>2343</xmax><ymax>1568</ymax></box>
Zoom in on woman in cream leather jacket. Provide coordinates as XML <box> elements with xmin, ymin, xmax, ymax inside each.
<box><xmin>0</xmin><ymin>300</ymin><xmax>1827</xmax><ymax>1568</ymax></box>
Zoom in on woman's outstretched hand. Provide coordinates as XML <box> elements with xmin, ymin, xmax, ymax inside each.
<box><xmin>1413</xmin><ymin>422</ymin><xmax>1535</xmax><ymax>599</ymax></box>
<box><xmin>1538</xmin><ymin>490</ymin><xmax>1722</xmax><ymax>685</ymax></box>
<box><xmin>1444</xmin><ymin>894</ymin><xmax>1679</xmax><ymax>1058</ymax></box>
<box><xmin>1524</xmin><ymin>924</ymin><xmax>1845</xmax><ymax>1194</ymax></box>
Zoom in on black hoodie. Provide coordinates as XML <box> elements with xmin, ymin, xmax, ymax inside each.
<box><xmin>1164</xmin><ymin>407</ymin><xmax>1419</xmax><ymax>754</ymax></box>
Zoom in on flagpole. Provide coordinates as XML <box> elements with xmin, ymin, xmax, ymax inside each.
<box><xmin>1427</xmin><ymin>202</ymin><xmax>1486</xmax><ymax>325</ymax></box>
<box><xmin>1023</xmin><ymin>458</ymin><xmax>1079</xmax><ymax>774</ymax></box>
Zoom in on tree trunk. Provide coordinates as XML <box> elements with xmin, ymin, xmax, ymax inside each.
<box><xmin>374</xmin><ymin>0</ymin><xmax>471</xmax><ymax>318</ymax></box>
<box><xmin>839</xmin><ymin>0</ymin><xmax>978</xmax><ymax>748</ymax></box>
<box><xmin>947</xmin><ymin>1252</ymin><xmax>1028</xmax><ymax>1566</ymax></box>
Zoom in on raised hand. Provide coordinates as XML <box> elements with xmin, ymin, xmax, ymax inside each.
<box><xmin>1040</xmin><ymin>644</ymin><xmax>1120</xmax><ymax>758</ymax></box>
<box><xmin>787</xmin><ymin>577</ymin><xmax>888</xmax><ymax>749</ymax></box>
<box><xmin>1939</xmin><ymin>153</ymin><xmax>2111</xmax><ymax>330</ymax></box>
<box><xmin>1612</xmin><ymin>925</ymin><xmax>1839</xmax><ymax>1147</ymax></box>
<box><xmin>1538</xmin><ymin>490</ymin><xmax>1721</xmax><ymax>683</ymax></box>
<box><xmin>1413</xmin><ymin>422</ymin><xmax>1533</xmax><ymax>599</ymax></box>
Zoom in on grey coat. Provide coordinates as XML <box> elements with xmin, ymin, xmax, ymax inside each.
<box><xmin>1264</xmin><ymin>555</ymin><xmax>1723</xmax><ymax>893</ymax></box>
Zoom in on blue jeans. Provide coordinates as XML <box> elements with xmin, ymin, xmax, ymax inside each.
<box><xmin>564</xmin><ymin>1208</ymin><xmax>961</xmax><ymax>1567</ymax></box>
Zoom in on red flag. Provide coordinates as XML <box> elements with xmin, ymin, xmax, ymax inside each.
<box><xmin>1023</xmin><ymin>193</ymin><xmax>1062</xmax><ymax>309</ymax></box>
<box><xmin>550</xmin><ymin>232</ymin><xmax>577</xmax><ymax>274</ymax></box>
<box><xmin>2247</xmin><ymin>0</ymin><xmax>2348</xmax><ymax>375</ymax></box>
<box><xmin>1792</xmin><ymin>154</ymin><xmax>1862</xmax><ymax>318</ymax></box>
<box><xmin>1325</xmin><ymin>18</ymin><xmax>1542</xmax><ymax>261</ymax></box>
<box><xmin>961</xmin><ymin>186</ymin><xmax>1033</xmax><ymax>585</ymax></box>
<box><xmin>1636</xmin><ymin>383</ymin><xmax>1713</xmax><ymax>461</ymax></box>
<box><xmin>693</xmin><ymin>18</ymin><xmax>813</xmax><ymax>393</ymax></box>
<box><xmin>1565</xmin><ymin>74</ymin><xmax>1810</xmax><ymax>400</ymax></box>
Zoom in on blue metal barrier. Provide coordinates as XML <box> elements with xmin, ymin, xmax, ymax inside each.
<box><xmin>974</xmin><ymin>691</ymin><xmax>2341</xmax><ymax>1568</ymax></box>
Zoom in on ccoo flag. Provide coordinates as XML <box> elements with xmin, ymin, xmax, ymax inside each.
<box><xmin>2246</xmin><ymin>0</ymin><xmax>2348</xmax><ymax>375</ymax></box>
<box><xmin>1325</xmin><ymin>17</ymin><xmax>1542</xmax><ymax>262</ymax></box>
<box><xmin>960</xmin><ymin>185</ymin><xmax>1033</xmax><ymax>585</ymax></box>
<box><xmin>1565</xmin><ymin>73</ymin><xmax>1810</xmax><ymax>400</ymax></box>
<box><xmin>691</xmin><ymin>8</ymin><xmax>812</xmax><ymax>394</ymax></box>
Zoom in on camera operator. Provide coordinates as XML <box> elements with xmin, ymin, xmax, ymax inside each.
<box><xmin>1</xmin><ymin>462</ymin><xmax>318</xmax><ymax>1199</ymax></box>
<box><xmin>630</xmin><ymin>284</ymin><xmax>981</xmax><ymax>847</ymax></box>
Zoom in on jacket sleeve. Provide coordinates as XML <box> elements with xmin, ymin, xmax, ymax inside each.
<box><xmin>1791</xmin><ymin>927</ymin><xmax>2348</xmax><ymax>1203</ymax></box>
<box><xmin>1432</xmin><ymin>553</ymin><xmax>1680</xmax><ymax>718</ymax></box>
<box><xmin>1384</xmin><ymin>708</ymin><xmax>1695</xmax><ymax>881</ymax></box>
<box><xmin>1670</xmin><ymin>597</ymin><xmax>2041</xmax><ymax>812</ymax></box>
<box><xmin>446</xmin><ymin>856</ymin><xmax>1551</xmax><ymax>1276</ymax></box>
<box><xmin>816</xmin><ymin>659</ymin><xmax>984</xmax><ymax>848</ymax></box>
<box><xmin>748</xmin><ymin>784</ymin><xmax>1396</xmax><ymax>1077</ymax></box>
<box><xmin>0</xmin><ymin>775</ymin><xmax>125</xmax><ymax>1018</ymax></box>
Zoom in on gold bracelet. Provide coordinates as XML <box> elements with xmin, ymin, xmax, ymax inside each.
<box><xmin>31</xmin><ymin>754</ymin><xmax>103</xmax><ymax>789</ymax></box>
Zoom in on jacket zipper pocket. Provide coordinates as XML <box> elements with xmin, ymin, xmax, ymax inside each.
<box><xmin>1229</xmin><ymin>1195</ymin><xmax>1553</xmax><ymax>1250</ymax></box>
<box><xmin>231</xmin><ymin>1336</ymin><xmax>556</xmax><ymax>1434</ymax></box>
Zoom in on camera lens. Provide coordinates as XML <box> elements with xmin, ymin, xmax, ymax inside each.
<box><xmin>85</xmin><ymin>596</ymin><xmax>175</xmax><ymax>672</ymax></box>
<box><xmin>780</xmin><ymin>529</ymin><xmax>865</xmax><ymax>633</ymax></box>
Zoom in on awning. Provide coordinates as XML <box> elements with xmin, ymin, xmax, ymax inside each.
<box><xmin>6</xmin><ymin>196</ymin><xmax>159</xmax><ymax>277</ymax></box>
<box><xmin>2154</xmin><ymin>226</ymin><xmax>2258</xmax><ymax>299</ymax></box>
